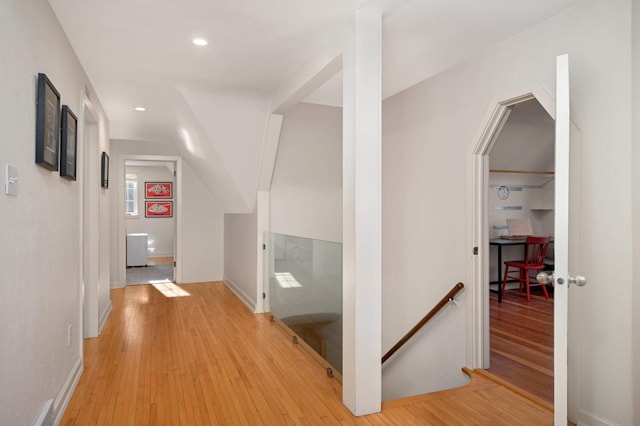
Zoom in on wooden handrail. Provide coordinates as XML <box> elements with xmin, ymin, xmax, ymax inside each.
<box><xmin>382</xmin><ymin>282</ymin><xmax>464</xmax><ymax>364</ymax></box>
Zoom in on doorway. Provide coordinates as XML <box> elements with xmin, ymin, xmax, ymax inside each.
<box><xmin>485</xmin><ymin>98</ymin><xmax>555</xmax><ymax>404</ymax></box>
<box><xmin>124</xmin><ymin>160</ymin><xmax>176</xmax><ymax>286</ymax></box>
<box><xmin>469</xmin><ymin>86</ymin><xmax>558</xmax><ymax>396</ymax></box>
<box><xmin>471</xmin><ymin>59</ymin><xmax>579</xmax><ymax>423</ymax></box>
<box><xmin>117</xmin><ymin>155</ymin><xmax>183</xmax><ymax>287</ymax></box>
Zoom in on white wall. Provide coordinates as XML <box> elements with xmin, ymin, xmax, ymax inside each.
<box><xmin>181</xmin><ymin>163</ymin><xmax>224</xmax><ymax>283</ymax></box>
<box><xmin>110</xmin><ymin>140</ymin><xmax>224</xmax><ymax>285</ymax></box>
<box><xmin>270</xmin><ymin>102</ymin><xmax>343</xmax><ymax>243</ymax></box>
<box><xmin>223</xmin><ymin>212</ymin><xmax>258</xmax><ymax>310</ymax></box>
<box><xmin>381</xmin><ymin>1</ymin><xmax>634</xmax><ymax>423</ymax></box>
<box><xmin>125</xmin><ymin>165</ymin><xmax>175</xmax><ymax>257</ymax></box>
<box><xmin>0</xmin><ymin>0</ymin><xmax>109</xmax><ymax>423</ymax></box>
<box><xmin>633</xmin><ymin>0</ymin><xmax>640</xmax><ymax>422</ymax></box>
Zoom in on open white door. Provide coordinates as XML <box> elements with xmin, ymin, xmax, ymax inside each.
<box><xmin>553</xmin><ymin>52</ymin><xmax>570</xmax><ymax>426</ymax></box>
<box><xmin>552</xmin><ymin>53</ymin><xmax>586</xmax><ymax>425</ymax></box>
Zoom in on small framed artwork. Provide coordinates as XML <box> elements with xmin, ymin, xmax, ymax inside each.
<box><xmin>145</xmin><ymin>201</ymin><xmax>173</xmax><ymax>218</ymax></box>
<box><xmin>60</xmin><ymin>105</ymin><xmax>78</xmax><ymax>180</ymax></box>
<box><xmin>35</xmin><ymin>73</ymin><xmax>61</xmax><ymax>170</ymax></box>
<box><xmin>145</xmin><ymin>181</ymin><xmax>173</xmax><ymax>199</ymax></box>
<box><xmin>101</xmin><ymin>152</ymin><xmax>109</xmax><ymax>188</ymax></box>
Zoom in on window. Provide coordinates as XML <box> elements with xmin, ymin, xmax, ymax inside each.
<box><xmin>125</xmin><ymin>173</ymin><xmax>138</xmax><ymax>217</ymax></box>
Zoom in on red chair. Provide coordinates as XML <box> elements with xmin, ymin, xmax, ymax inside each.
<box><xmin>501</xmin><ymin>236</ymin><xmax>551</xmax><ymax>301</ymax></box>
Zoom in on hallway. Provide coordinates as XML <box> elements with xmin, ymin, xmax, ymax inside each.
<box><xmin>62</xmin><ymin>282</ymin><xmax>552</xmax><ymax>424</ymax></box>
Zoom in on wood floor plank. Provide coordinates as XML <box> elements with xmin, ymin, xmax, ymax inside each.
<box><xmin>490</xmin><ymin>334</ymin><xmax>553</xmax><ymax>369</ymax></box>
<box><xmin>488</xmin><ymin>290</ymin><xmax>554</xmax><ymax>404</ymax></box>
<box><xmin>62</xmin><ymin>282</ymin><xmax>552</xmax><ymax>425</ymax></box>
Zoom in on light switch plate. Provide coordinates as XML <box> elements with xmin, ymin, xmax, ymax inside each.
<box><xmin>5</xmin><ymin>164</ymin><xmax>18</xmax><ymax>196</ymax></box>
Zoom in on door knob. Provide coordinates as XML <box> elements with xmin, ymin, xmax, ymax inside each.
<box><xmin>536</xmin><ymin>272</ymin><xmax>554</xmax><ymax>285</ymax></box>
<box><xmin>537</xmin><ymin>272</ymin><xmax>587</xmax><ymax>287</ymax></box>
<box><xmin>568</xmin><ymin>275</ymin><xmax>587</xmax><ymax>287</ymax></box>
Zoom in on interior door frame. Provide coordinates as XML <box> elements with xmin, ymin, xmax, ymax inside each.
<box><xmin>79</xmin><ymin>91</ymin><xmax>101</xmax><ymax>339</ymax></box>
<box><xmin>469</xmin><ymin>83</ymin><xmax>556</xmax><ymax>369</ymax></box>
<box><xmin>117</xmin><ymin>155</ymin><xmax>183</xmax><ymax>285</ymax></box>
<box><xmin>469</xmin><ymin>78</ymin><xmax>582</xmax><ymax>423</ymax></box>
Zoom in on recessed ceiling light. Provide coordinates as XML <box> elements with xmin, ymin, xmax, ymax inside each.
<box><xmin>193</xmin><ymin>38</ymin><xmax>208</xmax><ymax>46</ymax></box>
<box><xmin>134</xmin><ymin>106</ymin><xmax>146</xmax><ymax>112</ymax></box>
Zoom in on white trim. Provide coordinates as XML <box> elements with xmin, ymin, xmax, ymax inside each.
<box><xmin>174</xmin><ymin>159</ymin><xmax>183</xmax><ymax>284</ymax></box>
<box><xmin>270</xmin><ymin>54</ymin><xmax>342</xmax><ymax>114</ymax></box>
<box><xmin>77</xmin><ymin>89</ymin><xmax>90</xmax><ymax>364</ymax></box>
<box><xmin>53</xmin><ymin>356</ymin><xmax>83</xmax><ymax>425</ymax></box>
<box><xmin>98</xmin><ymin>299</ymin><xmax>112</xmax><ymax>334</ymax></box>
<box><xmin>79</xmin><ymin>91</ymin><xmax>100</xmax><ymax>339</ymax></box>
<box><xmin>255</xmin><ymin>191</ymin><xmax>270</xmax><ymax>313</ymax></box>
<box><xmin>110</xmin><ymin>281</ymin><xmax>125</xmax><ymax>289</ymax></box>
<box><xmin>467</xmin><ymin>82</ymin><xmax>554</xmax><ymax>371</ymax></box>
<box><xmin>34</xmin><ymin>399</ymin><xmax>53</xmax><ymax>426</ymax></box>
<box><xmin>256</xmin><ymin>114</ymin><xmax>283</xmax><ymax>192</ymax></box>
<box><xmin>223</xmin><ymin>278</ymin><xmax>257</xmax><ymax>313</ymax></box>
<box><xmin>576</xmin><ymin>410</ymin><xmax>619</xmax><ymax>426</ymax></box>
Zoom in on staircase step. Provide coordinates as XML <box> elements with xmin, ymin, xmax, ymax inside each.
<box><xmin>383</xmin><ymin>367</ymin><xmax>552</xmax><ymax>413</ymax></box>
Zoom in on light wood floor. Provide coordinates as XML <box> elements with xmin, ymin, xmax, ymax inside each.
<box><xmin>147</xmin><ymin>256</ymin><xmax>173</xmax><ymax>266</ymax></box>
<box><xmin>488</xmin><ymin>287</ymin><xmax>554</xmax><ymax>404</ymax></box>
<box><xmin>62</xmin><ymin>282</ymin><xmax>552</xmax><ymax>425</ymax></box>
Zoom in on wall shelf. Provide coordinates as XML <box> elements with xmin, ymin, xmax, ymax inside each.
<box><xmin>490</xmin><ymin>169</ymin><xmax>554</xmax><ymax>175</ymax></box>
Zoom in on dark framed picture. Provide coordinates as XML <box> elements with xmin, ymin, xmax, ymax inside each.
<box><xmin>145</xmin><ymin>201</ymin><xmax>173</xmax><ymax>218</ymax></box>
<box><xmin>60</xmin><ymin>105</ymin><xmax>78</xmax><ymax>180</ymax></box>
<box><xmin>101</xmin><ymin>152</ymin><xmax>109</xmax><ymax>188</ymax></box>
<box><xmin>145</xmin><ymin>181</ymin><xmax>173</xmax><ymax>199</ymax></box>
<box><xmin>35</xmin><ymin>73</ymin><xmax>61</xmax><ymax>170</ymax></box>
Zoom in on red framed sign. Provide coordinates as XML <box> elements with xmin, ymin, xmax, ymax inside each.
<box><xmin>145</xmin><ymin>201</ymin><xmax>173</xmax><ymax>218</ymax></box>
<box><xmin>145</xmin><ymin>181</ymin><xmax>172</xmax><ymax>199</ymax></box>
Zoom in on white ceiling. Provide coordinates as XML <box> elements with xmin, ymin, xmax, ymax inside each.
<box><xmin>47</xmin><ymin>0</ymin><xmax>583</xmax><ymax>210</ymax></box>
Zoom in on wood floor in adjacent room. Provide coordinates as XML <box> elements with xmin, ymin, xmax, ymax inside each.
<box><xmin>62</xmin><ymin>282</ymin><xmax>552</xmax><ymax>425</ymax></box>
<box><xmin>488</xmin><ymin>287</ymin><xmax>554</xmax><ymax>405</ymax></box>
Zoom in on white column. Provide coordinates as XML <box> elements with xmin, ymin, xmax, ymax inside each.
<box><xmin>255</xmin><ymin>190</ymin><xmax>270</xmax><ymax>313</ymax></box>
<box><xmin>342</xmin><ymin>8</ymin><xmax>382</xmax><ymax>416</ymax></box>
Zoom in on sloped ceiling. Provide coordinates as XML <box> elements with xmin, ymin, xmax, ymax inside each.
<box><xmin>490</xmin><ymin>99</ymin><xmax>555</xmax><ymax>187</ymax></box>
<box><xmin>492</xmin><ymin>100</ymin><xmax>555</xmax><ymax>172</ymax></box>
<box><xmin>47</xmin><ymin>0</ymin><xmax>583</xmax><ymax>212</ymax></box>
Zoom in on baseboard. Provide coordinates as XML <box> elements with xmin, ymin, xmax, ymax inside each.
<box><xmin>53</xmin><ymin>356</ymin><xmax>83</xmax><ymax>425</ymax></box>
<box><xmin>110</xmin><ymin>281</ymin><xmax>125</xmax><ymax>289</ymax></box>
<box><xmin>149</xmin><ymin>253</ymin><xmax>173</xmax><ymax>258</ymax></box>
<box><xmin>223</xmin><ymin>278</ymin><xmax>256</xmax><ymax>313</ymax></box>
<box><xmin>577</xmin><ymin>409</ymin><xmax>619</xmax><ymax>426</ymax></box>
<box><xmin>34</xmin><ymin>399</ymin><xmax>54</xmax><ymax>426</ymax></box>
<box><xmin>98</xmin><ymin>299</ymin><xmax>112</xmax><ymax>334</ymax></box>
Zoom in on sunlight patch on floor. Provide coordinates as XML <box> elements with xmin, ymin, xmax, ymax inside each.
<box><xmin>151</xmin><ymin>281</ymin><xmax>190</xmax><ymax>297</ymax></box>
